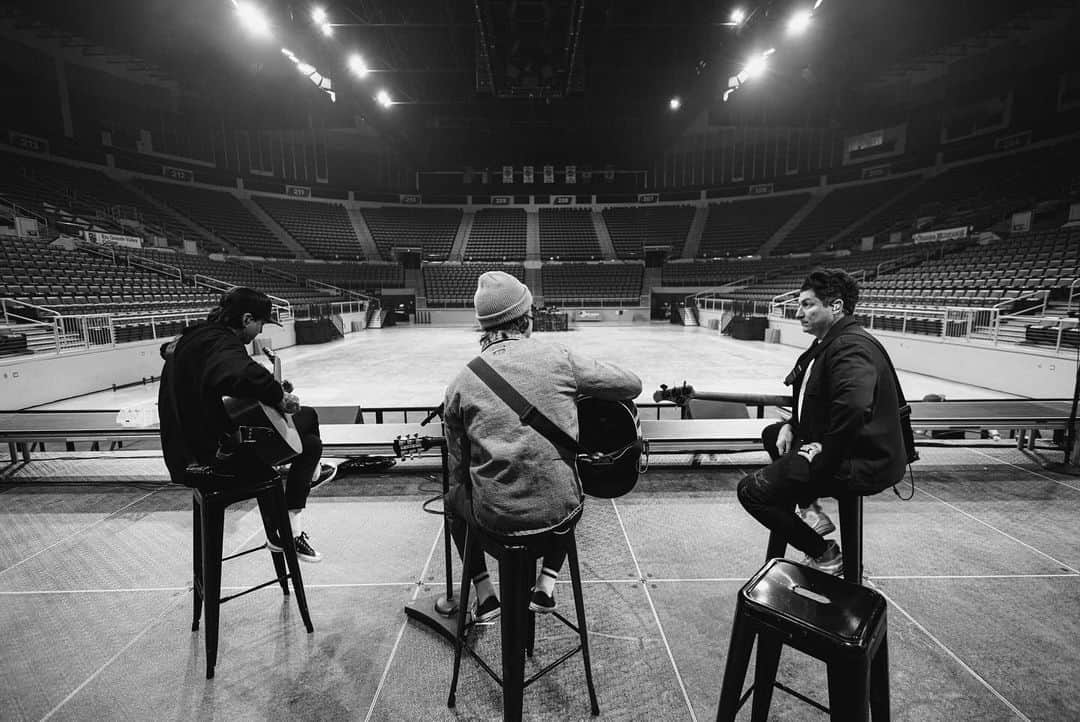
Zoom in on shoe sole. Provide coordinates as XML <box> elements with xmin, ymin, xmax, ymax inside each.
<box><xmin>812</xmin><ymin>519</ymin><xmax>836</xmax><ymax>536</ymax></box>
<box><xmin>475</xmin><ymin>609</ymin><xmax>501</xmax><ymax>623</ymax></box>
<box><xmin>528</xmin><ymin>601</ymin><xmax>557</xmax><ymax>614</ymax></box>
<box><xmin>265</xmin><ymin>542</ymin><xmax>322</xmax><ymax>563</ymax></box>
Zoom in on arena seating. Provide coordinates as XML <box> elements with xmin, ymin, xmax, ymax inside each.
<box><xmin>264</xmin><ymin>260</ymin><xmax>404</xmax><ymax>294</ymax></box>
<box><xmin>775</xmin><ymin>177</ymin><xmax>919</xmax><ymax>254</ymax></box>
<box><xmin>541</xmin><ymin>263</ymin><xmax>643</xmax><ymax>304</ymax></box>
<box><xmin>253</xmin><ymin>196</ymin><xmax>365</xmax><ymax>260</ymax></box>
<box><xmin>662</xmin><ymin>258</ymin><xmax>800</xmax><ymax>287</ymax></box>
<box><xmin>860</xmin><ymin>231</ymin><xmax>1079</xmax><ymax>309</ymax></box>
<box><xmin>361</xmin><ymin>207</ymin><xmax>461</xmax><ymax>261</ymax></box>
<box><xmin>602</xmin><ymin>205</ymin><xmax>695</xmax><ymax>259</ymax></box>
<box><xmin>538</xmin><ymin>209</ymin><xmax>602</xmax><ymax>260</ymax></box>
<box><xmin>845</xmin><ymin>139</ymin><xmax>1080</xmax><ymax>247</ymax></box>
<box><xmin>0</xmin><ymin>237</ymin><xmax>217</xmax><ymax>318</ymax></box>
<box><xmin>464</xmin><ymin>209</ymin><xmax>527</xmax><ymax>260</ymax></box>
<box><xmin>134</xmin><ymin>180</ymin><xmax>292</xmax><ymax>257</ymax></box>
<box><xmin>698</xmin><ymin>194</ymin><xmax>810</xmax><ymax>257</ymax></box>
<box><xmin>126</xmin><ymin>248</ymin><xmax>347</xmax><ymax>307</ymax></box>
<box><xmin>423</xmin><ymin>263</ymin><xmax>525</xmax><ymax>306</ymax></box>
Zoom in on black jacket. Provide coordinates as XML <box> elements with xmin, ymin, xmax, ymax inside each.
<box><xmin>789</xmin><ymin>316</ymin><xmax>907</xmax><ymax>494</ymax></box>
<box><xmin>158</xmin><ymin>323</ymin><xmax>284</xmax><ymax>484</ymax></box>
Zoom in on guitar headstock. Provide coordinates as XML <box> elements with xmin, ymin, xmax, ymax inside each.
<box><xmin>652</xmin><ymin>382</ymin><xmax>695</xmax><ymax>406</ymax></box>
<box><xmin>393</xmin><ymin>433</ymin><xmax>441</xmax><ymax>459</ymax></box>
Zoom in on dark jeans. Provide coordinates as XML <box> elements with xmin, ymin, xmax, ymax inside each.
<box><xmin>445</xmin><ymin>485</ymin><xmax>569</xmax><ymax>584</ymax></box>
<box><xmin>738</xmin><ymin>421</ymin><xmax>844</xmax><ymax>558</ymax></box>
<box><xmin>286</xmin><ymin>406</ymin><xmax>322</xmax><ymax>511</ymax></box>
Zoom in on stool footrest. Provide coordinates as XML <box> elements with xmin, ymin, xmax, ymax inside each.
<box><xmin>222</xmin><ymin>545</ymin><xmax>268</xmax><ymax>563</ymax></box>
<box><xmin>773</xmin><ymin>681</ymin><xmax>829</xmax><ymax>714</ymax></box>
<box><xmin>523</xmin><ymin>645</ymin><xmax>582</xmax><ymax>690</ymax></box>
<box><xmin>220</xmin><ymin>576</ymin><xmax>291</xmax><ymax>605</ymax></box>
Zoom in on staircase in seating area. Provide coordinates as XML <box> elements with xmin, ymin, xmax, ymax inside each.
<box><xmin>591</xmin><ymin>211</ymin><xmax>617</xmax><ymax>259</ymax></box>
<box><xmin>757</xmin><ymin>191</ymin><xmax>829</xmax><ymax>256</ymax></box>
<box><xmin>969</xmin><ymin>298</ymin><xmax>1075</xmax><ymax>347</ymax></box>
<box><xmin>7</xmin><ymin>323</ymin><xmax>84</xmax><ymax>354</ymax></box>
<box><xmin>681</xmin><ymin>306</ymin><xmax>698</xmax><ymax>326</ymax></box>
<box><xmin>682</xmin><ymin>205</ymin><xmax>708</xmax><ymax>259</ymax></box>
<box><xmin>449</xmin><ymin>210</ymin><xmax>475</xmax><ymax>261</ymax></box>
<box><xmin>239</xmin><ymin>196</ymin><xmax>311</xmax><ymax>259</ymax></box>
<box><xmin>345</xmin><ymin>207</ymin><xmax>384</xmax><ymax>260</ymax></box>
<box><xmin>367</xmin><ymin>306</ymin><xmax>385</xmax><ymax>328</ymax></box>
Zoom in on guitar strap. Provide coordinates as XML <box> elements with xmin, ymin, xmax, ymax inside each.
<box><xmin>466</xmin><ymin>356</ymin><xmax>581</xmax><ymax>456</ymax></box>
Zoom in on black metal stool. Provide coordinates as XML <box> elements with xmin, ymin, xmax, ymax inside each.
<box><xmin>447</xmin><ymin>511</ymin><xmax>600</xmax><ymax>722</ymax></box>
<box><xmin>767</xmin><ymin>494</ymin><xmax>864</xmax><ymax>584</ymax></box>
<box><xmin>187</xmin><ymin>465</ymin><xmax>314</xmax><ymax>679</ymax></box>
<box><xmin>716</xmin><ymin>558</ymin><xmax>889</xmax><ymax>721</ymax></box>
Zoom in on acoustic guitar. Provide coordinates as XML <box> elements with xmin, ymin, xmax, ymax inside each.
<box><xmin>221</xmin><ymin>347</ymin><xmax>303</xmax><ymax>466</ymax></box>
<box><xmin>393</xmin><ymin>433</ymin><xmax>444</xmax><ymax>460</ymax></box>
<box><xmin>576</xmin><ymin>396</ymin><xmax>646</xmax><ymax>499</ymax></box>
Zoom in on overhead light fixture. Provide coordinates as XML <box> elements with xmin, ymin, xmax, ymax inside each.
<box><xmin>320</xmin><ymin>23</ymin><xmax>333</xmax><ymax>37</ymax></box>
<box><xmin>281</xmin><ymin>48</ymin><xmax>297</xmax><ymax>61</ymax></box>
<box><xmin>312</xmin><ymin>6</ymin><xmax>327</xmax><ymax>24</ymax></box>
<box><xmin>376</xmin><ymin>89</ymin><xmax>392</xmax><ymax>107</ymax></box>
<box><xmin>669</xmin><ymin>97</ymin><xmax>682</xmax><ymax>111</ymax></box>
<box><xmin>234</xmin><ymin>1</ymin><xmax>272</xmax><ymax>38</ymax></box>
<box><xmin>730</xmin><ymin>8</ymin><xmax>746</xmax><ymax>25</ymax></box>
<box><xmin>297</xmin><ymin>62</ymin><xmax>316</xmax><ymax>76</ymax></box>
<box><xmin>744</xmin><ymin>54</ymin><xmax>768</xmax><ymax>80</ymax></box>
<box><xmin>787</xmin><ymin>9</ymin><xmax>812</xmax><ymax>36</ymax></box>
<box><xmin>348</xmin><ymin>54</ymin><xmax>370</xmax><ymax>78</ymax></box>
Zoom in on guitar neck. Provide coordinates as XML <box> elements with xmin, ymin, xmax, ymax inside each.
<box><xmin>272</xmin><ymin>357</ymin><xmax>282</xmax><ymax>384</ymax></box>
<box><xmin>686</xmin><ymin>391</ymin><xmax>793</xmax><ymax>406</ymax></box>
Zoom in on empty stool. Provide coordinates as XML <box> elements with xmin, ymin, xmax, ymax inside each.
<box><xmin>187</xmin><ymin>464</ymin><xmax>314</xmax><ymax>679</ymax></box>
<box><xmin>767</xmin><ymin>494</ymin><xmax>864</xmax><ymax>584</ymax></box>
<box><xmin>716</xmin><ymin>558</ymin><xmax>889</xmax><ymax>721</ymax></box>
<box><xmin>447</xmin><ymin>510</ymin><xmax>599</xmax><ymax>722</ymax></box>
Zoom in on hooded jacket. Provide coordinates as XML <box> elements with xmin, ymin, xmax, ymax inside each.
<box><xmin>158</xmin><ymin>322</ymin><xmax>284</xmax><ymax>484</ymax></box>
<box><xmin>787</xmin><ymin>316</ymin><xmax>907</xmax><ymax>494</ymax></box>
<box><xmin>443</xmin><ymin>335</ymin><xmax>641</xmax><ymax>536</ymax></box>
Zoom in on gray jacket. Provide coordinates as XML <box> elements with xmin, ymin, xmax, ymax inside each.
<box><xmin>444</xmin><ymin>335</ymin><xmax>641</xmax><ymax>536</ymax></box>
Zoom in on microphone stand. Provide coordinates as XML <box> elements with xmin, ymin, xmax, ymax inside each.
<box><xmin>403</xmin><ymin>402</ymin><xmax>461</xmax><ymax>643</ymax></box>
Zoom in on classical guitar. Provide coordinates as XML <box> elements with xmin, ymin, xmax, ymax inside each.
<box><xmin>221</xmin><ymin>347</ymin><xmax>303</xmax><ymax>466</ymax></box>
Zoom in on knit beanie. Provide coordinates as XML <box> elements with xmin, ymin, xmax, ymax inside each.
<box><xmin>474</xmin><ymin>271</ymin><xmax>533</xmax><ymax>329</ymax></box>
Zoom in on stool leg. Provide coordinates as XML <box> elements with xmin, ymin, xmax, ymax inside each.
<box><xmin>201</xmin><ymin>499</ymin><xmax>225</xmax><ymax>680</ymax></box>
<box><xmin>257</xmin><ymin>495</ymin><xmax>289</xmax><ymax>595</ymax></box>
<box><xmin>870</xmin><ymin>633</ymin><xmax>890</xmax><ymax>721</ymax></box>
<box><xmin>271</xmin><ymin>488</ymin><xmax>313</xmax><ymax>633</ymax></box>
<box><xmin>499</xmin><ymin>552</ymin><xmax>529</xmax><ymax>722</ymax></box>
<box><xmin>191</xmin><ymin>495</ymin><xmax>203</xmax><ymax>632</ymax></box>
<box><xmin>750</xmin><ymin>633</ymin><xmax>783</xmax><ymax>722</ymax></box>
<box><xmin>567</xmin><ymin>534</ymin><xmax>599</xmax><ymax>716</ymax></box>
<box><xmin>765</xmin><ymin>529</ymin><xmax>786</xmax><ymax>562</ymax></box>
<box><xmin>448</xmin><ymin>527</ymin><xmax>474</xmax><ymax>709</ymax></box>
<box><xmin>716</xmin><ymin>602</ymin><xmax>756</xmax><ymax>722</ymax></box>
<box><xmin>828</xmin><ymin>661</ymin><xmax>870</xmax><ymax>722</ymax></box>
<box><xmin>839</xmin><ymin>495</ymin><xmax>863</xmax><ymax>584</ymax></box>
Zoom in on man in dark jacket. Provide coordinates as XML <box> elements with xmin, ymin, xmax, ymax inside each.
<box><xmin>158</xmin><ymin>287</ymin><xmax>327</xmax><ymax>562</ymax></box>
<box><xmin>738</xmin><ymin>268</ymin><xmax>906</xmax><ymax>575</ymax></box>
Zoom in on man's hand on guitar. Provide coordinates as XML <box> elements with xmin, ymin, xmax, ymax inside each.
<box><xmin>776</xmin><ymin>423</ymin><xmax>794</xmax><ymax>456</ymax></box>
<box><xmin>278</xmin><ymin>392</ymin><xmax>301</xmax><ymax>415</ymax></box>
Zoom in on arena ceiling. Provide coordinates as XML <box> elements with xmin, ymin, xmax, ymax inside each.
<box><xmin>8</xmin><ymin>0</ymin><xmax>1077</xmax><ymax>167</ymax></box>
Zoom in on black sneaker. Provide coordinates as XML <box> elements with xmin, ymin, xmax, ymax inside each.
<box><xmin>475</xmin><ymin>595</ymin><xmax>501</xmax><ymax>623</ymax></box>
<box><xmin>312</xmin><ymin>463</ymin><xmax>337</xmax><ymax>487</ymax></box>
<box><xmin>293</xmin><ymin>531</ymin><xmax>323</xmax><ymax>563</ymax></box>
<box><xmin>528</xmin><ymin>589</ymin><xmax>557</xmax><ymax>614</ymax></box>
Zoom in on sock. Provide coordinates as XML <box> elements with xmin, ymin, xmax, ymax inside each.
<box><xmin>535</xmin><ymin>567</ymin><xmax>558</xmax><ymax>596</ymax></box>
<box><xmin>472</xmin><ymin>571</ymin><xmax>495</xmax><ymax>602</ymax></box>
<box><xmin>312</xmin><ymin>464</ymin><xmax>321</xmax><ymax>483</ymax></box>
<box><xmin>289</xmin><ymin>509</ymin><xmax>302</xmax><ymax>537</ymax></box>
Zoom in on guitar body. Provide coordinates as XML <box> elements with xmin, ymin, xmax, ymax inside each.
<box><xmin>576</xmin><ymin>397</ymin><xmax>644</xmax><ymax>499</ymax></box>
<box><xmin>221</xmin><ymin>396</ymin><xmax>303</xmax><ymax>466</ymax></box>
<box><xmin>221</xmin><ymin>349</ymin><xmax>302</xmax><ymax>467</ymax></box>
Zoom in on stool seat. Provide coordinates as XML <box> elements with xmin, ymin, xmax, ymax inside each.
<box><xmin>717</xmin><ymin>559</ymin><xmax>890</xmax><ymax>721</ymax></box>
<box><xmin>187</xmin><ymin>463</ymin><xmax>313</xmax><ymax>679</ymax></box>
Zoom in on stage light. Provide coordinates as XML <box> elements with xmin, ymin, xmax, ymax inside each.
<box><xmin>348</xmin><ymin>54</ymin><xmax>370</xmax><ymax>78</ymax></box>
<box><xmin>814</xmin><ymin>0</ymin><xmax>824</xmax><ymax>7</ymax></box>
<box><xmin>234</xmin><ymin>1</ymin><xmax>272</xmax><ymax>38</ymax></box>
<box><xmin>312</xmin><ymin>6</ymin><xmax>327</xmax><ymax>24</ymax></box>
<box><xmin>297</xmin><ymin>62</ymin><xmax>316</xmax><ymax>76</ymax></box>
<box><xmin>376</xmin><ymin>89</ymin><xmax>392</xmax><ymax>107</ymax></box>
<box><xmin>281</xmin><ymin>48</ymin><xmax>297</xmax><ymax>61</ymax></box>
<box><xmin>669</xmin><ymin>96</ymin><xmax>681</xmax><ymax>111</ymax></box>
<box><xmin>787</xmin><ymin>9</ymin><xmax>812</xmax><ymax>35</ymax></box>
<box><xmin>320</xmin><ymin>22</ymin><xmax>333</xmax><ymax>37</ymax></box>
<box><xmin>730</xmin><ymin>7</ymin><xmax>746</xmax><ymax>25</ymax></box>
<box><xmin>744</xmin><ymin>54</ymin><xmax>768</xmax><ymax>79</ymax></box>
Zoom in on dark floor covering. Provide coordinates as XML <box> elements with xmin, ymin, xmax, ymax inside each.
<box><xmin>2</xmin><ymin>445</ymin><xmax>1078</xmax><ymax>721</ymax></box>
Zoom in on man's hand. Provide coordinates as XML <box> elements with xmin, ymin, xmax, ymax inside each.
<box><xmin>776</xmin><ymin>423</ymin><xmax>795</xmax><ymax>456</ymax></box>
<box><xmin>278</xmin><ymin>392</ymin><xmax>301</xmax><ymax>415</ymax></box>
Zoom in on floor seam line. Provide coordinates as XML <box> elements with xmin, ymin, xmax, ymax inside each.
<box><xmin>870</xmin><ymin>582</ymin><xmax>1031</xmax><ymax>722</ymax></box>
<box><xmin>364</xmin><ymin>522</ymin><xmax>443</xmax><ymax>722</ymax></box>
<box><xmin>965</xmin><ymin>446</ymin><xmax>1080</xmax><ymax>492</ymax></box>
<box><xmin>611</xmin><ymin>498</ymin><xmax>698</xmax><ymax>722</ymax></box>
<box><xmin>915</xmin><ymin>486</ymin><xmax>1080</xmax><ymax>574</ymax></box>
<box><xmin>0</xmin><ymin>487</ymin><xmax>163</xmax><ymax>578</ymax></box>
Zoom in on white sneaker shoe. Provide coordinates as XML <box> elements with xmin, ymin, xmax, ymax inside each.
<box><xmin>797</xmin><ymin>504</ymin><xmax>836</xmax><ymax>536</ymax></box>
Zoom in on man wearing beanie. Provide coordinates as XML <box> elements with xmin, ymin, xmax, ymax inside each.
<box><xmin>443</xmin><ymin>271</ymin><xmax>641</xmax><ymax>619</ymax></box>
